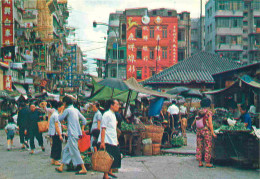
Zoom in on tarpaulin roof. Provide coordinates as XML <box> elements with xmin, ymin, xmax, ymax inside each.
<box><xmin>13</xmin><ymin>84</ymin><xmax>27</xmax><ymax>95</ymax></box>
<box><xmin>240</xmin><ymin>75</ymin><xmax>260</xmax><ymax>89</ymax></box>
<box><xmin>89</xmin><ymin>77</ymin><xmax>178</xmax><ymax>102</ymax></box>
<box><xmin>203</xmin><ymin>81</ymin><xmax>238</xmax><ymax>95</ymax></box>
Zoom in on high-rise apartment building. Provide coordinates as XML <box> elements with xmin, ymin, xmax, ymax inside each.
<box><xmin>205</xmin><ymin>0</ymin><xmax>260</xmax><ymax>63</ymax></box>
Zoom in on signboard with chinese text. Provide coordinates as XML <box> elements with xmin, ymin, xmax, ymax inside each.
<box><xmin>4</xmin><ymin>75</ymin><xmax>12</xmax><ymax>91</ymax></box>
<box><xmin>1</xmin><ymin>0</ymin><xmax>14</xmax><ymax>47</ymax></box>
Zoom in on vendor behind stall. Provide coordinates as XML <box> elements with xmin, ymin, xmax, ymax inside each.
<box><xmin>239</xmin><ymin>104</ymin><xmax>252</xmax><ymax>130</ymax></box>
<box><xmin>162</xmin><ymin>120</ymin><xmax>171</xmax><ymax>145</ymax></box>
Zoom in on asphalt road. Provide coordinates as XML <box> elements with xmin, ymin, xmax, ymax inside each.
<box><xmin>0</xmin><ymin>130</ymin><xmax>259</xmax><ymax>179</ymax></box>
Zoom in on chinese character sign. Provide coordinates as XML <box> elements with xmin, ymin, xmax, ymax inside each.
<box><xmin>1</xmin><ymin>0</ymin><xmax>14</xmax><ymax>47</ymax></box>
<box><xmin>4</xmin><ymin>75</ymin><xmax>12</xmax><ymax>91</ymax></box>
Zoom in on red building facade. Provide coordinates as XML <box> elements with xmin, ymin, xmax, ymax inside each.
<box><xmin>126</xmin><ymin>15</ymin><xmax>178</xmax><ymax>81</ymax></box>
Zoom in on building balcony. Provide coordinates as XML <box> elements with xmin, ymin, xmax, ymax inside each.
<box><xmin>215</xmin><ymin>44</ymin><xmax>243</xmax><ymax>51</ymax></box>
<box><xmin>249</xmin><ymin>45</ymin><xmax>260</xmax><ymax>51</ymax></box>
<box><xmin>215</xmin><ymin>10</ymin><xmax>243</xmax><ymax>17</ymax></box>
<box><xmin>253</xmin><ymin>11</ymin><xmax>260</xmax><ymax>17</ymax></box>
<box><xmin>12</xmin><ymin>78</ymin><xmax>25</xmax><ymax>84</ymax></box>
<box><xmin>25</xmin><ymin>78</ymin><xmax>34</xmax><ymax>84</ymax></box>
<box><xmin>216</xmin><ymin>28</ymin><xmax>243</xmax><ymax>35</ymax></box>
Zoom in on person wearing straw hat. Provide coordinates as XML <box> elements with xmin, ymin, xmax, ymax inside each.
<box><xmin>98</xmin><ymin>99</ymin><xmax>121</xmax><ymax>179</ymax></box>
<box><xmin>55</xmin><ymin>96</ymin><xmax>87</xmax><ymax>175</ymax></box>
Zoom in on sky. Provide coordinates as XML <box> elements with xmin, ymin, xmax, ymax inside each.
<box><xmin>67</xmin><ymin>0</ymin><xmax>207</xmax><ymax>76</ymax></box>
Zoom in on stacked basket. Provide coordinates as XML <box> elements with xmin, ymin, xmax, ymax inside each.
<box><xmin>144</xmin><ymin>125</ymin><xmax>164</xmax><ymax>155</ymax></box>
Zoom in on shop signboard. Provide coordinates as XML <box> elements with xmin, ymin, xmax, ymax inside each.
<box><xmin>1</xmin><ymin>0</ymin><xmax>14</xmax><ymax>47</ymax></box>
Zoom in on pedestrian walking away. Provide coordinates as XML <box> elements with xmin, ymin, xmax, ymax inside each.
<box><xmin>5</xmin><ymin>117</ymin><xmax>19</xmax><ymax>151</ymax></box>
<box><xmin>55</xmin><ymin>96</ymin><xmax>87</xmax><ymax>175</ymax></box>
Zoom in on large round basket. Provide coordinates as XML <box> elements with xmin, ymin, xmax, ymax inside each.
<box><xmin>145</xmin><ymin>125</ymin><xmax>164</xmax><ymax>143</ymax></box>
<box><xmin>152</xmin><ymin>143</ymin><xmax>161</xmax><ymax>155</ymax></box>
<box><xmin>91</xmin><ymin>150</ymin><xmax>114</xmax><ymax>173</ymax></box>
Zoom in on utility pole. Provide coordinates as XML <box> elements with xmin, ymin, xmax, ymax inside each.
<box><xmin>200</xmin><ymin>0</ymin><xmax>203</xmax><ymax>51</ymax></box>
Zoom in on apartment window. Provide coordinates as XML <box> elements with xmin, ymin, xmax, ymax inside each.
<box><xmin>136</xmin><ymin>68</ymin><xmax>142</xmax><ymax>80</ymax></box>
<box><xmin>178</xmin><ymin>51</ymin><xmax>185</xmax><ymax>61</ymax></box>
<box><xmin>111</xmin><ymin>68</ymin><xmax>116</xmax><ymax>78</ymax></box>
<box><xmin>122</xmin><ymin>24</ymin><xmax>126</xmax><ymax>40</ymax></box>
<box><xmin>178</xmin><ymin>31</ymin><xmax>184</xmax><ymax>41</ymax></box>
<box><xmin>231</xmin><ymin>36</ymin><xmax>242</xmax><ymax>45</ymax></box>
<box><xmin>210</xmin><ymin>24</ymin><xmax>212</xmax><ymax>33</ymax></box>
<box><xmin>217</xmin><ymin>18</ymin><xmax>229</xmax><ymax>28</ymax></box>
<box><xmin>150</xmin><ymin>48</ymin><xmax>154</xmax><ymax>59</ymax></box>
<box><xmin>149</xmin><ymin>68</ymin><xmax>155</xmax><ymax>77</ymax></box>
<box><xmin>150</xmin><ymin>26</ymin><xmax>154</xmax><ymax>38</ymax></box>
<box><xmin>112</xmin><ymin>50</ymin><xmax>117</xmax><ymax>59</ymax></box>
<box><xmin>220</xmin><ymin>36</ymin><xmax>227</xmax><ymax>44</ymax></box>
<box><xmin>162</xmin><ymin>48</ymin><xmax>167</xmax><ymax>59</ymax></box>
<box><xmin>137</xmin><ymin>49</ymin><xmax>142</xmax><ymax>59</ymax></box>
<box><xmin>136</xmin><ymin>28</ymin><xmax>142</xmax><ymax>38</ymax></box>
<box><xmin>119</xmin><ymin>50</ymin><xmax>124</xmax><ymax>59</ymax></box>
<box><xmin>162</xmin><ymin>27</ymin><xmax>167</xmax><ymax>38</ymax></box>
<box><xmin>231</xmin><ymin>18</ymin><xmax>242</xmax><ymax>28</ymax></box>
<box><xmin>168</xmin><ymin>11</ymin><xmax>173</xmax><ymax>16</ymax></box>
<box><xmin>153</xmin><ymin>10</ymin><xmax>157</xmax><ymax>15</ymax></box>
<box><xmin>219</xmin><ymin>2</ymin><xmax>225</xmax><ymax>10</ymax></box>
<box><xmin>256</xmin><ymin>19</ymin><xmax>260</xmax><ymax>28</ymax></box>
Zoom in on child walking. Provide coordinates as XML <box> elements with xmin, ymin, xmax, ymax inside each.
<box><xmin>5</xmin><ymin>118</ymin><xmax>19</xmax><ymax>151</ymax></box>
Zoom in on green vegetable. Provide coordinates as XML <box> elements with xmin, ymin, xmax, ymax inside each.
<box><xmin>218</xmin><ymin>122</ymin><xmax>248</xmax><ymax>131</ymax></box>
<box><xmin>171</xmin><ymin>136</ymin><xmax>184</xmax><ymax>147</ymax></box>
<box><xmin>121</xmin><ymin>121</ymin><xmax>135</xmax><ymax>132</ymax></box>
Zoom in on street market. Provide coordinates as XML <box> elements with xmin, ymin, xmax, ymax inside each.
<box><xmin>0</xmin><ymin>0</ymin><xmax>260</xmax><ymax>179</ymax></box>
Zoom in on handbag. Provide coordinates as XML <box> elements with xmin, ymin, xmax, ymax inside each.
<box><xmin>91</xmin><ymin>150</ymin><xmax>114</xmax><ymax>173</ymax></box>
<box><xmin>78</xmin><ymin>131</ymin><xmax>91</xmax><ymax>153</ymax></box>
<box><xmin>37</xmin><ymin>121</ymin><xmax>48</xmax><ymax>133</ymax></box>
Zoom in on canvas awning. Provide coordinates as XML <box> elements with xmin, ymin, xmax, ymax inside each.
<box><xmin>13</xmin><ymin>84</ymin><xmax>27</xmax><ymax>95</ymax></box>
<box><xmin>203</xmin><ymin>81</ymin><xmax>238</xmax><ymax>95</ymax></box>
<box><xmin>240</xmin><ymin>75</ymin><xmax>260</xmax><ymax>89</ymax></box>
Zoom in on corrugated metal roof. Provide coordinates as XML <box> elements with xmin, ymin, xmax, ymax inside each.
<box><xmin>144</xmin><ymin>51</ymin><xmax>243</xmax><ymax>85</ymax></box>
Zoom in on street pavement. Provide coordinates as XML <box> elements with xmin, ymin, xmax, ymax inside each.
<box><xmin>0</xmin><ymin>130</ymin><xmax>259</xmax><ymax>179</ymax></box>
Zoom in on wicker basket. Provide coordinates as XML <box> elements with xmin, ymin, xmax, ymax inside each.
<box><xmin>91</xmin><ymin>150</ymin><xmax>114</xmax><ymax>173</ymax></box>
<box><xmin>143</xmin><ymin>144</ymin><xmax>153</xmax><ymax>156</ymax></box>
<box><xmin>145</xmin><ymin>125</ymin><xmax>164</xmax><ymax>143</ymax></box>
<box><xmin>152</xmin><ymin>143</ymin><xmax>161</xmax><ymax>155</ymax></box>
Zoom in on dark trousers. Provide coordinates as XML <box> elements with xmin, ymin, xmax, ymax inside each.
<box><xmin>29</xmin><ymin>130</ymin><xmax>43</xmax><ymax>150</ymax></box>
<box><xmin>19</xmin><ymin>127</ymin><xmax>29</xmax><ymax>144</ymax></box>
<box><xmin>171</xmin><ymin>115</ymin><xmax>179</xmax><ymax>129</ymax></box>
<box><xmin>51</xmin><ymin>135</ymin><xmax>62</xmax><ymax>160</ymax></box>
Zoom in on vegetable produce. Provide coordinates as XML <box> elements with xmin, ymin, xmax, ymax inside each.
<box><xmin>121</xmin><ymin>121</ymin><xmax>135</xmax><ymax>132</ymax></box>
<box><xmin>171</xmin><ymin>136</ymin><xmax>184</xmax><ymax>147</ymax></box>
<box><xmin>216</xmin><ymin>122</ymin><xmax>248</xmax><ymax>132</ymax></box>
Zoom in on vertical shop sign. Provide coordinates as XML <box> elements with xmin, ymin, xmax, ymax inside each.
<box><xmin>1</xmin><ymin>0</ymin><xmax>14</xmax><ymax>47</ymax></box>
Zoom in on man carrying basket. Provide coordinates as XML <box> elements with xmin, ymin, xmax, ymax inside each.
<box><xmin>98</xmin><ymin>99</ymin><xmax>121</xmax><ymax>179</ymax></box>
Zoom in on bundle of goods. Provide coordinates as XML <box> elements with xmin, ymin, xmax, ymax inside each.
<box><xmin>171</xmin><ymin>136</ymin><xmax>185</xmax><ymax>147</ymax></box>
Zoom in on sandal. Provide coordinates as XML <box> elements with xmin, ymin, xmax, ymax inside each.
<box><xmin>55</xmin><ymin>168</ymin><xmax>63</xmax><ymax>173</ymax></box>
<box><xmin>108</xmin><ymin>173</ymin><xmax>118</xmax><ymax>178</ymax></box>
<box><xmin>199</xmin><ymin>164</ymin><xmax>203</xmax><ymax>167</ymax></box>
<box><xmin>206</xmin><ymin>164</ymin><xmax>215</xmax><ymax>168</ymax></box>
<box><xmin>75</xmin><ymin>171</ymin><xmax>87</xmax><ymax>175</ymax></box>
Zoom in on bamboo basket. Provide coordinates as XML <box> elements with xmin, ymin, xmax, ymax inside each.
<box><xmin>152</xmin><ymin>143</ymin><xmax>161</xmax><ymax>155</ymax></box>
<box><xmin>145</xmin><ymin>125</ymin><xmax>164</xmax><ymax>143</ymax></box>
<box><xmin>143</xmin><ymin>143</ymin><xmax>153</xmax><ymax>156</ymax></box>
<box><xmin>91</xmin><ymin>150</ymin><xmax>114</xmax><ymax>173</ymax></box>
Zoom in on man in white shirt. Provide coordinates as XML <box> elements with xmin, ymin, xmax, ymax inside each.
<box><xmin>99</xmin><ymin>99</ymin><xmax>121</xmax><ymax>179</ymax></box>
<box><xmin>167</xmin><ymin>100</ymin><xmax>179</xmax><ymax>130</ymax></box>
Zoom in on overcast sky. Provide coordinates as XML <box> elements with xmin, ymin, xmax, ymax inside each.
<box><xmin>67</xmin><ymin>0</ymin><xmax>207</xmax><ymax>76</ymax></box>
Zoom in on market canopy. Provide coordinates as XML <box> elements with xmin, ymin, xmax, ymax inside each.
<box><xmin>240</xmin><ymin>75</ymin><xmax>260</xmax><ymax>89</ymax></box>
<box><xmin>89</xmin><ymin>77</ymin><xmax>177</xmax><ymax>102</ymax></box>
<box><xmin>203</xmin><ymin>81</ymin><xmax>238</xmax><ymax>95</ymax></box>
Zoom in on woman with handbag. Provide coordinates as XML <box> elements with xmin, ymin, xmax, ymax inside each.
<box><xmin>48</xmin><ymin>101</ymin><xmax>63</xmax><ymax>166</ymax></box>
<box><xmin>192</xmin><ymin>98</ymin><xmax>217</xmax><ymax>168</ymax></box>
<box><xmin>98</xmin><ymin>99</ymin><xmax>121</xmax><ymax>179</ymax></box>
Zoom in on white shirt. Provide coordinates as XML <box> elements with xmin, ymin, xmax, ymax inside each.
<box><xmin>98</xmin><ymin>109</ymin><xmax>118</xmax><ymax>146</ymax></box>
<box><xmin>48</xmin><ymin>110</ymin><xmax>62</xmax><ymax>136</ymax></box>
<box><xmin>167</xmin><ymin>104</ymin><xmax>179</xmax><ymax>115</ymax></box>
<box><xmin>180</xmin><ymin>105</ymin><xmax>187</xmax><ymax>115</ymax></box>
<box><xmin>91</xmin><ymin>110</ymin><xmax>102</xmax><ymax>132</ymax></box>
